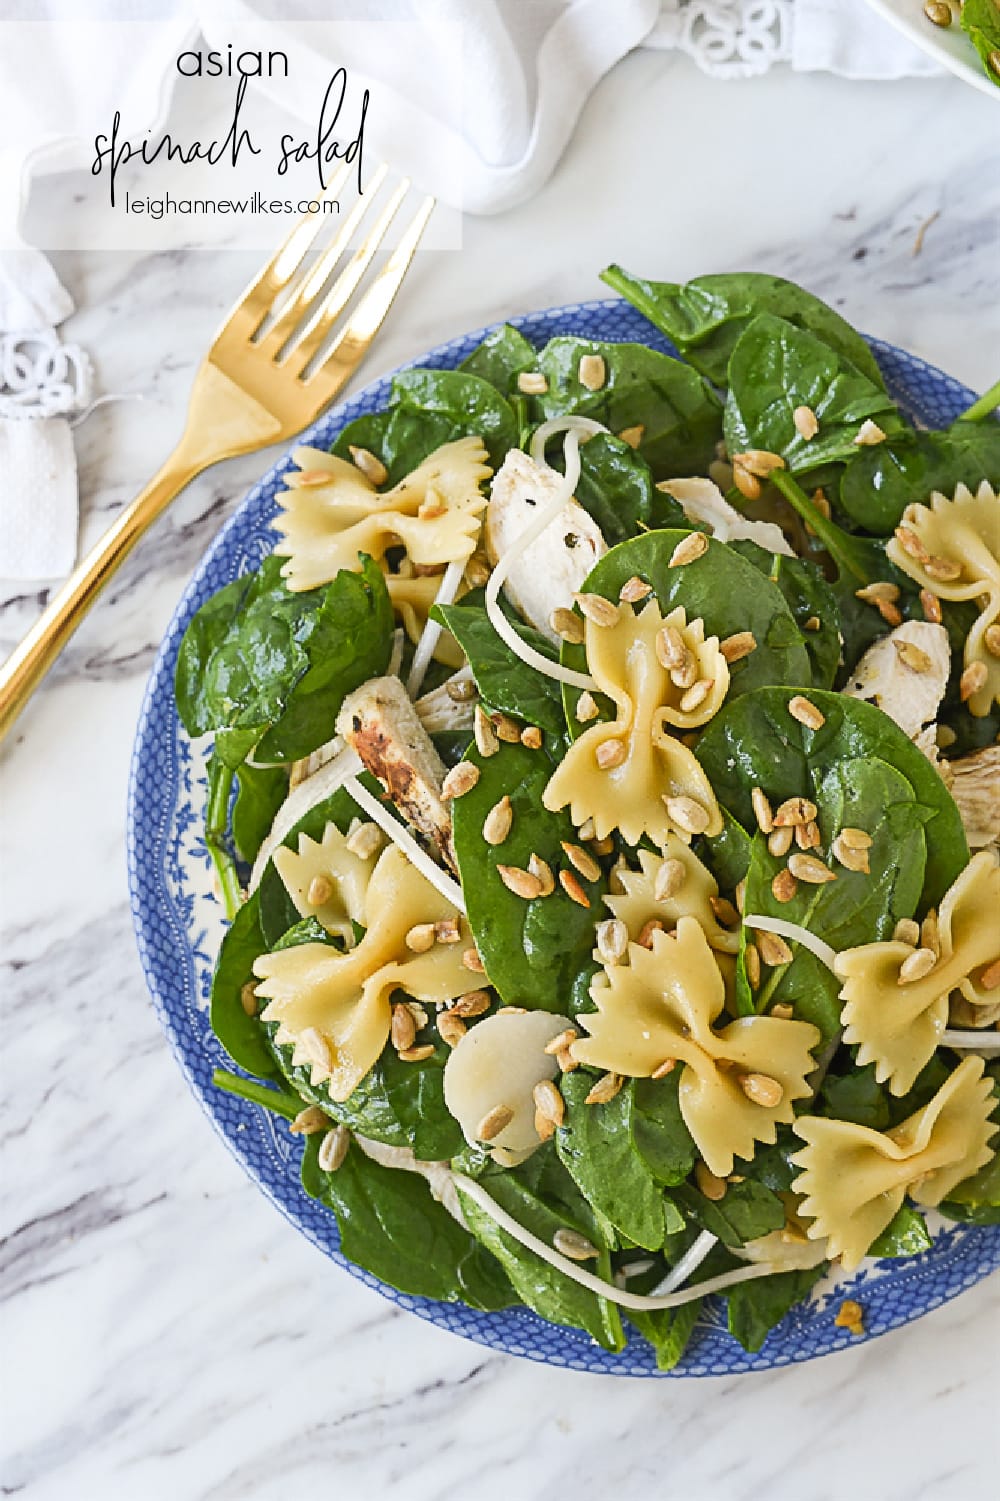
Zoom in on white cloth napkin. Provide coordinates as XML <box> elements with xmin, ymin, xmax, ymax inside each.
<box><xmin>0</xmin><ymin>0</ymin><xmax>942</xmax><ymax>582</ymax></box>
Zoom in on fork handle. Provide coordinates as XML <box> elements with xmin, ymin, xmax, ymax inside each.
<box><xmin>0</xmin><ymin>451</ymin><xmax>204</xmax><ymax>744</ymax></box>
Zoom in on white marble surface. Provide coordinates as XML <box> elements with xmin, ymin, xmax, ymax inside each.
<box><xmin>2</xmin><ymin>48</ymin><xmax>1000</xmax><ymax>1501</ymax></box>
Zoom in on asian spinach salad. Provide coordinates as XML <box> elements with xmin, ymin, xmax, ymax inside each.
<box><xmin>175</xmin><ymin>269</ymin><xmax>1000</xmax><ymax>1366</ymax></box>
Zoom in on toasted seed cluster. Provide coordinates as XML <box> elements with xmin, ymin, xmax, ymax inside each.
<box><xmin>855</xmin><ymin>580</ymin><xmax>902</xmax><ymax>627</ymax></box>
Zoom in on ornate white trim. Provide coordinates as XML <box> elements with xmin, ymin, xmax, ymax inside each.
<box><xmin>648</xmin><ymin>1</ymin><xmax>792</xmax><ymax>78</ymax></box>
<box><xmin>0</xmin><ymin>329</ymin><xmax>92</xmax><ymax>419</ymax></box>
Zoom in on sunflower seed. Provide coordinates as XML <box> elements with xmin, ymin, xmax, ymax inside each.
<box><xmin>441</xmin><ymin>762</ymin><xmax>481</xmax><ymax>800</ymax></box>
<box><xmin>550</xmin><ymin>606</ymin><xmax>586</xmax><ymax>644</ymax></box>
<box><xmin>654</xmin><ymin>857</ymin><xmax>687</xmax><ymax>901</ymax></box>
<box><xmin>596</xmin><ymin>738</ymin><xmax>627</xmax><ymax>770</ymax></box>
<box><xmin>533</xmin><ymin>1079</ymin><xmax>565</xmax><ymax>1128</ymax></box>
<box><xmin>832</xmin><ymin>833</ymin><xmax>870</xmax><ymax>872</ymax></box>
<box><xmin>561</xmin><ymin>841</ymin><xmax>601</xmax><ymax>882</ymax></box>
<box><xmin>474</xmin><ymin>704</ymin><xmax>500</xmax><ymax>757</ymax></box>
<box><xmin>893</xmin><ymin>919</ymin><xmax>921</xmax><ymax>945</ymax></box>
<box><xmin>476</xmin><ymin>1104</ymin><xmax>515</xmax><ymax>1140</ymax></box>
<box><xmin>575</xmin><ymin>691</ymin><xmax>600</xmax><ymax>723</ymax></box>
<box><xmin>438</xmin><ymin>1010</ymin><xmax>467</xmax><ymax>1048</ymax></box>
<box><xmin>768</xmin><ymin>825</ymin><xmax>794</xmax><ymax>858</ymax></box>
<box><xmin>553</xmin><ymin>1227</ymin><xmax>600</xmax><ymax>1260</ymax></box>
<box><xmin>756</xmin><ymin>930</ymin><xmax>793</xmax><ymax>967</ymax></box>
<box><xmin>318</xmin><ymin>1125</ymin><xmax>350</xmax><ymax>1172</ymax></box>
<box><xmin>740</xmin><ymin>1072</ymin><xmax>784</xmax><ymax>1108</ymax></box>
<box><xmin>772</xmin><ymin>869</ymin><xmax>798</xmax><ymax>903</ymax></box>
<box><xmin>618</xmin><ymin>424</ymin><xmax>644</xmax><ymax>448</ymax></box>
<box><xmin>710</xmin><ymin>895</ymin><xmax>740</xmax><ymax>927</ymax></box>
<box><xmin>695</xmin><ymin>1163</ymin><xmax>727</xmax><ymax>1201</ymax></box>
<box><xmin>680</xmin><ymin>678</ymin><xmax>715</xmax><ymax>714</ymax></box>
<box><xmin>720</xmin><ymin>631</ymin><xmax>757</xmax><ymax>663</ymax></box>
<box><xmin>793</xmin><ymin>404</ymin><xmax>819</xmax><ymax>440</ymax></box>
<box><xmin>854</xmin><ymin>420</ymin><xmax>887</xmax><ymax>446</ymax></box>
<box><xmin>638</xmin><ymin>918</ymin><xmax>664</xmax><ymax>948</ymax></box>
<box><xmin>795</xmin><ymin>820</ymin><xmax>821</xmax><ymax>850</ymax></box>
<box><xmin>585</xmin><ymin>1072</ymin><xmax>623</xmax><ymax>1105</ymax></box>
<box><xmin>522</xmin><ymin>852</ymin><xmax>552</xmax><ymax>897</ymax></box>
<box><xmin>925</xmin><ymin>554</ymin><xmax>962</xmax><ymax>582</ymax></box>
<box><xmin>544</xmin><ymin>1028</ymin><xmax>580</xmax><ymax>1057</ymax></box>
<box><xmin>446</xmin><ymin>677</ymin><xmax>479</xmax><ymax>703</ymax></box>
<box><xmin>620</xmin><ymin>575</ymin><xmax>652</xmax><ymax>604</ymax></box>
<box><xmin>788</xmin><ymin>852</ymin><xmax>837</xmax><ymax>884</ymax></box>
<box><xmin>406</xmin><ymin>922</ymin><xmax>436</xmax><ymax>953</ymax></box>
<box><xmin>596</xmin><ymin>918</ymin><xmax>629</xmax><ymax>966</ymax></box>
<box><xmin>898</xmin><ymin>947</ymin><xmax>937</xmax><ymax>984</ymax></box>
<box><xmin>578</xmin><ymin>353</ymin><xmax>607</xmax><ymax>391</ymax></box>
<box><xmin>664</xmin><ymin>795</ymin><xmax>711</xmax><ymax>835</ymax></box>
<box><xmin>961</xmin><ymin>661</ymin><xmax>988</xmax><ymax>701</ymax></box>
<box><xmin>773</xmin><ymin>796</ymin><xmax>818</xmax><ymax>828</ymax></box>
<box><xmin>290</xmin><ymin>1105</ymin><xmax>330</xmax><ymax>1136</ymax></box>
<box><xmin>348</xmin><ymin>445</ymin><xmax>388</xmax><ymax>486</ymax></box>
<box><xmin>462</xmin><ymin>947</ymin><xmax>486</xmax><ymax>973</ymax></box>
<box><xmin>521</xmin><ymin>725</ymin><xmax>544</xmax><ymax>749</ymax></box>
<box><xmin>241</xmin><ymin>982</ymin><xmax>258</xmax><ymax>1016</ymax></box>
<box><xmin>655</xmin><ymin>624</ymin><xmax>687</xmax><ymax>670</ymax></box>
<box><xmin>669</xmin><ymin>532</ymin><xmax>709</xmax><ymax>568</ymax></box>
<box><xmin>497</xmin><ymin>864</ymin><xmax>544</xmax><ymax>899</ymax></box>
<box><xmin>517</xmin><ymin>371</ymin><xmax>548</xmax><ymax>395</ymax></box>
<box><xmin>732</xmin><ymin>463</ymin><xmax>761</xmax><ymax>501</ymax></box>
<box><xmin>751</xmin><ymin>787</ymin><xmax>774</xmax><ymax>834</ymax></box>
<box><xmin>894</xmin><ymin>639</ymin><xmax>933</xmax><ymax>673</ymax></box>
<box><xmin>559</xmin><ymin>869</ymin><xmax>591</xmax><ymax>907</ymax></box>
<box><xmin>391</xmin><ymin>1003</ymin><xmax>417</xmax><ymax>1052</ymax></box>
<box><xmin>573</xmin><ymin>591</ymin><xmax>620</xmax><ymax>628</ymax></box>
<box><xmin>733</xmin><ymin>449</ymin><xmax>787</xmax><ymax>477</ymax></box>
<box><xmin>745</xmin><ymin>942</ymin><xmax>761</xmax><ymax>989</ymax></box>
<box><xmin>346</xmin><ymin>821</ymin><xmax>384</xmax><ymax>859</ymax></box>
<box><xmin>482</xmin><ymin>795</ymin><xmax>513</xmax><ymax>845</ymax></box>
<box><xmin>557</xmin><ymin>1048</ymin><xmax>579</xmax><ymax>1073</ymax></box>
<box><xmin>307</xmin><ymin>875</ymin><xmax>333</xmax><ymax>906</ymax></box>
<box><xmin>789</xmin><ymin>695</ymin><xmax>825</xmax><ymax>730</ymax></box>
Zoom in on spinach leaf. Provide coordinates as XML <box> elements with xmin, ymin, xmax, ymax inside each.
<box><xmin>303</xmin><ymin>1136</ymin><xmax>517</xmax><ymax>1310</ymax></box>
<box><xmin>961</xmin><ymin>0</ymin><xmax>1000</xmax><ymax>81</ymax></box>
<box><xmin>600</xmin><ymin>266</ymin><xmax>885</xmax><ymax>389</ymax></box>
<box><xmin>534</xmin><ymin>337</ymin><xmax>723</xmax><ymax>478</ymax></box>
<box><xmin>726</xmin><ymin>1265</ymin><xmax>826</xmax><ymax>1353</ymax></box>
<box><xmin>452</xmin><ymin>742</ymin><xmax>606</xmax><ymax>1012</ymax></box>
<box><xmin>695</xmin><ymin>808</ymin><xmax>753</xmax><ymax>895</ymax></box>
<box><xmin>869</xmin><ymin>1204</ymin><xmax>933</xmax><ymax>1258</ymax></box>
<box><xmin>939</xmin><ymin>1153</ymin><xmax>1000</xmax><ymax>1225</ymax></box>
<box><xmin>839</xmin><ymin>420</ymin><xmax>1000</xmax><ymax>535</ymax></box>
<box><xmin>555</xmin><ymin>1073</ymin><xmax>669</xmax><ymax>1251</ymax></box>
<box><xmin>730</xmin><ymin>540</ymin><xmax>841</xmax><ymax>690</ymax></box>
<box><xmin>561</xmin><ymin>530</ymin><xmax>812</xmax><ymax>729</ymax></box>
<box><xmin>573</xmin><ymin>433</ymin><xmax>687</xmax><ymax>545</ymax></box>
<box><xmin>212</xmin><ymin>1068</ymin><xmax>303</xmax><ymax>1119</ymax></box>
<box><xmin>725</xmin><ymin>315</ymin><xmax>902</xmax><ymax>475</ymax></box>
<box><xmin>819</xmin><ymin>1062</ymin><xmax>891</xmax><ymax>1130</ymax></box>
<box><xmin>431</xmin><ymin>598</ymin><xmax>565</xmax><ymax>736</ymax></box>
<box><xmin>631</xmin><ymin>1072</ymin><xmax>698</xmax><ymax>1187</ymax></box>
<box><xmin>390</xmin><ymin>368</ymin><xmax>518</xmax><ymax>467</ymax></box>
<box><xmin>457</xmin><ymin>1147</ymin><xmax>625</xmax><ymax>1349</ymax></box>
<box><xmin>739</xmin><ymin>758</ymin><xmax>930</xmax><ymax>1037</ymax></box>
<box><xmin>210</xmin><ymin>890</ymin><xmax>279</xmax><ymax>1078</ymax></box>
<box><xmin>331</xmin><ymin>405</ymin><xmax>461</xmax><ymax>484</ymax></box>
<box><xmin>673</xmin><ymin>1178</ymin><xmax>786</xmax><ymax>1248</ymax></box>
<box><xmin>696</xmin><ymin>686</ymin><xmax>969</xmax><ymax>910</ymax></box>
<box><xmin>232</xmin><ymin>763</ymin><xmax>288</xmax><ymax>865</ymax></box>
<box><xmin>175</xmin><ymin>555</ymin><xmax>392</xmax><ymax>765</ymax></box>
<box><xmin>629</xmin><ymin>1301</ymin><xmax>702</xmax><ymax>1372</ymax></box>
<box><xmin>459</xmin><ymin>323</ymin><xmax>537</xmax><ymax>397</ymax></box>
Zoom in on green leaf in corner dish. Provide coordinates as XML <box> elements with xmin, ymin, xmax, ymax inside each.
<box><xmin>175</xmin><ymin>554</ymin><xmax>393</xmax><ymax>765</ymax></box>
<box><xmin>452</xmin><ymin>741</ymin><xmax>606</xmax><ymax>1013</ymax></box>
<box><xmin>302</xmin><ymin>1136</ymin><xmax>517</xmax><ymax>1311</ymax></box>
<box><xmin>457</xmin><ymin>1146</ymin><xmax>625</xmax><ymax>1350</ymax></box>
<box><xmin>724</xmin><ymin>314</ymin><xmax>902</xmax><ymax>473</ymax></box>
<box><xmin>738</xmin><ymin>758</ymin><xmax>930</xmax><ymax>1039</ymax></box>
<box><xmin>431</xmin><ymin>598</ymin><xmax>566</xmax><ymax>736</ymax></box>
<box><xmin>555</xmin><ymin>1073</ymin><xmax>671</xmax><ymax>1252</ymax></box>
<box><xmin>839</xmin><ymin>420</ymin><xmax>1000</xmax><ymax>535</ymax></box>
<box><xmin>961</xmin><ymin>0</ymin><xmax>1000</xmax><ymax>85</ymax></box>
<box><xmin>600</xmin><ymin>266</ymin><xmax>886</xmax><ymax>389</ymax></box>
<box><xmin>458</xmin><ymin>323</ymin><xmax>538</xmax><ymax>397</ymax></box>
<box><xmin>559</xmin><ymin>530</ymin><xmax>812</xmax><ymax>731</ymax></box>
<box><xmin>729</xmin><ymin>540</ymin><xmax>841</xmax><ymax>690</ymax></box>
<box><xmin>389</xmin><ymin>368</ymin><xmax>518</xmax><ymax>467</ymax></box>
<box><xmin>725</xmin><ymin>1265</ymin><xmax>827</xmax><ymax>1354</ymax></box>
<box><xmin>573</xmin><ymin>432</ymin><xmax>688</xmax><ymax>545</ymax></box>
<box><xmin>533</xmin><ymin>336</ymin><xmax>723</xmax><ymax>478</ymax></box>
<box><xmin>696</xmin><ymin>686</ymin><xmax>969</xmax><ymax>910</ymax></box>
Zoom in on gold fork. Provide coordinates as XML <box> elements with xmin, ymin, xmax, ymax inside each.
<box><xmin>0</xmin><ymin>163</ymin><xmax>434</xmax><ymax>742</ymax></box>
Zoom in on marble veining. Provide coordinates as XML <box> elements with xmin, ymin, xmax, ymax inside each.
<box><xmin>2</xmin><ymin>48</ymin><xmax>999</xmax><ymax>1501</ymax></box>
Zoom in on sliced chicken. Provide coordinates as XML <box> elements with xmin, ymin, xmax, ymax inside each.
<box><xmin>946</xmin><ymin>745</ymin><xmax>1000</xmax><ymax>850</ymax></box>
<box><xmin>337</xmin><ymin>675</ymin><xmax>456</xmax><ymax>871</ymax></box>
<box><xmin>414</xmin><ymin>667</ymin><xmax>477</xmax><ymax>736</ymax></box>
<box><xmin>658</xmin><ymin>476</ymin><xmax>795</xmax><ymax>557</ymax></box>
<box><xmin>485</xmin><ymin>448</ymin><xmax>606</xmax><ymax>645</ymax></box>
<box><xmin>842</xmin><ymin>621</ymin><xmax>951</xmax><ymax>739</ymax></box>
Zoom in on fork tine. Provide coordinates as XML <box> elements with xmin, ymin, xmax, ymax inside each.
<box><xmin>255</xmin><ymin>162</ymin><xmax>390</xmax><ymax>356</ymax></box>
<box><xmin>232</xmin><ymin>161</ymin><xmax>352</xmax><ymax>334</ymax></box>
<box><xmin>303</xmin><ymin>194</ymin><xmax>435</xmax><ymax>387</ymax></box>
<box><xmin>283</xmin><ymin>177</ymin><xmax>415</xmax><ymax>374</ymax></box>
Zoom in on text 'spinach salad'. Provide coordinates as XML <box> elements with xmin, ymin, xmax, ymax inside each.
<box><xmin>175</xmin><ymin>270</ymin><xmax>1000</xmax><ymax>1367</ymax></box>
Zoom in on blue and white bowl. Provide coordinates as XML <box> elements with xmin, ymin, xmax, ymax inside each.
<box><xmin>128</xmin><ymin>298</ymin><xmax>999</xmax><ymax>1376</ymax></box>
